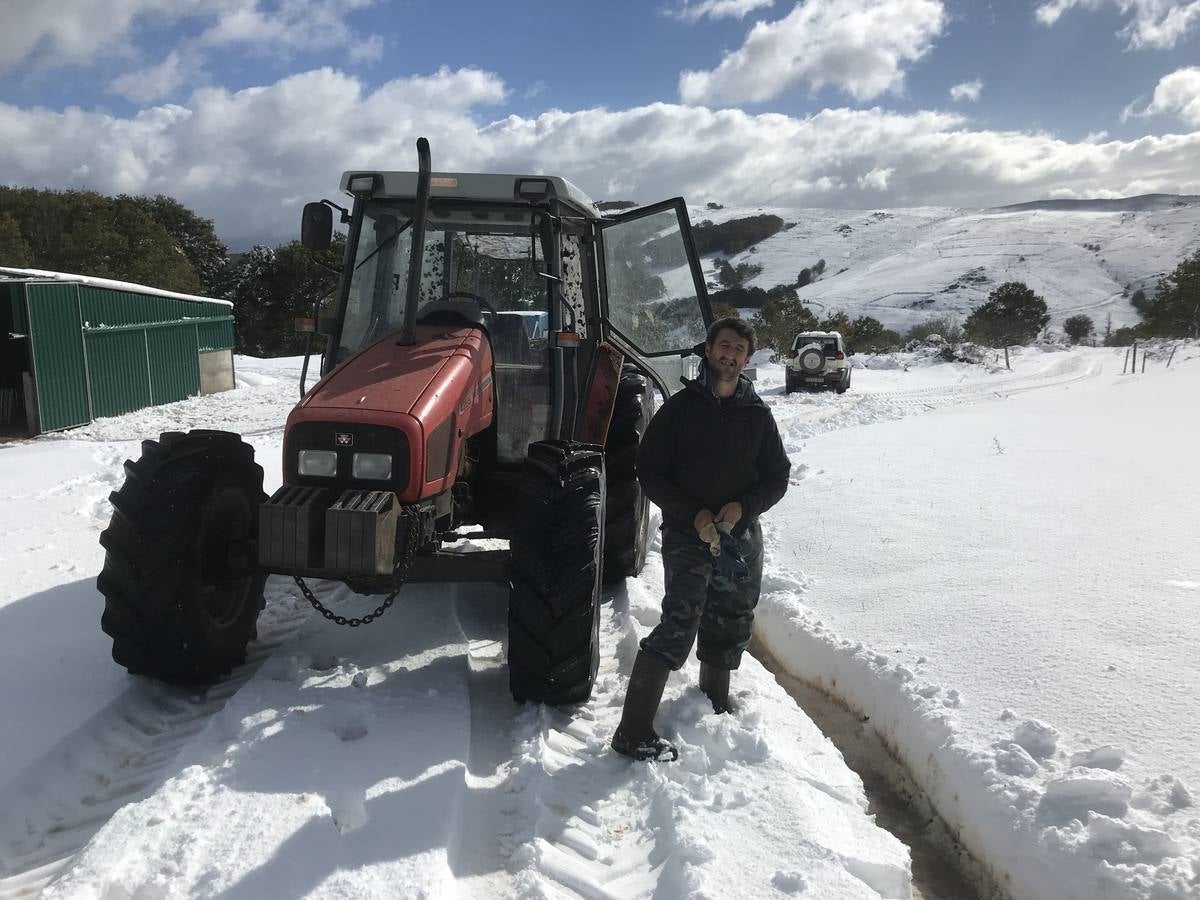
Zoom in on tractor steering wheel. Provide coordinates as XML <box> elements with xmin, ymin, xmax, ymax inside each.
<box><xmin>443</xmin><ymin>291</ymin><xmax>497</xmax><ymax>318</ymax></box>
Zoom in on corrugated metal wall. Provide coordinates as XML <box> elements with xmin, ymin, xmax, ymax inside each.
<box><xmin>86</xmin><ymin>329</ymin><xmax>153</xmax><ymax>418</ymax></box>
<box><xmin>197</xmin><ymin>317</ymin><xmax>235</xmax><ymax>351</ymax></box>
<box><xmin>147</xmin><ymin>326</ymin><xmax>201</xmax><ymax>403</ymax></box>
<box><xmin>25</xmin><ymin>283</ymin><xmax>92</xmax><ymax>431</ymax></box>
<box><xmin>8</xmin><ymin>279</ymin><xmax>235</xmax><ymax>432</ymax></box>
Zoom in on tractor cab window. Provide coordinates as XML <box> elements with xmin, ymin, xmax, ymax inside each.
<box><xmin>338</xmin><ymin>202</ymin><xmax>552</xmax><ymax>465</ymax></box>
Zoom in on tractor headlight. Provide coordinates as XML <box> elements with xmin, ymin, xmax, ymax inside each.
<box><xmin>352</xmin><ymin>452</ymin><xmax>393</xmax><ymax>480</ymax></box>
<box><xmin>298</xmin><ymin>449</ymin><xmax>338</xmax><ymax>477</ymax></box>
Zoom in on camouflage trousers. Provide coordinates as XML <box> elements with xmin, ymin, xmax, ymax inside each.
<box><xmin>640</xmin><ymin>521</ymin><xmax>764</xmax><ymax>671</ymax></box>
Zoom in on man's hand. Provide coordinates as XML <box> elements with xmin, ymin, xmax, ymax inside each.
<box><xmin>693</xmin><ymin>508</ymin><xmax>716</xmax><ymax>536</ymax></box>
<box><xmin>715</xmin><ymin>501</ymin><xmax>743</xmax><ymax>528</ymax></box>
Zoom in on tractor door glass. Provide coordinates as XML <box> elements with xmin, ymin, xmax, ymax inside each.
<box><xmin>599</xmin><ymin>202</ymin><xmax>711</xmax><ymax>356</ymax></box>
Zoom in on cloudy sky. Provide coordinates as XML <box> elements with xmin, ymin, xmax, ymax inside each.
<box><xmin>2</xmin><ymin>0</ymin><xmax>1199</xmax><ymax>247</ymax></box>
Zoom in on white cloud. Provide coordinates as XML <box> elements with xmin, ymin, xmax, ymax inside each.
<box><xmin>109</xmin><ymin>50</ymin><xmax>193</xmax><ymax>103</ymax></box>
<box><xmin>196</xmin><ymin>0</ymin><xmax>375</xmax><ymax>53</ymax></box>
<box><xmin>668</xmin><ymin>0</ymin><xmax>775</xmax><ymax>22</ymax></box>
<box><xmin>2</xmin><ymin>67</ymin><xmax>1199</xmax><ymax>248</ymax></box>
<box><xmin>679</xmin><ymin>0</ymin><xmax>947</xmax><ymax>105</ymax></box>
<box><xmin>1035</xmin><ymin>0</ymin><xmax>1200</xmax><ymax>50</ymax></box>
<box><xmin>858</xmin><ymin>167</ymin><xmax>894</xmax><ymax>190</ymax></box>
<box><xmin>949</xmin><ymin>79</ymin><xmax>983</xmax><ymax>102</ymax></box>
<box><xmin>0</xmin><ymin>0</ymin><xmax>184</xmax><ymax>70</ymax></box>
<box><xmin>1129</xmin><ymin>66</ymin><xmax>1200</xmax><ymax>125</ymax></box>
<box><xmin>348</xmin><ymin>34</ymin><xmax>384</xmax><ymax>64</ymax></box>
<box><xmin>0</xmin><ymin>0</ymin><xmax>377</xmax><ymax>72</ymax></box>
<box><xmin>525</xmin><ymin>80</ymin><xmax>549</xmax><ymax>100</ymax></box>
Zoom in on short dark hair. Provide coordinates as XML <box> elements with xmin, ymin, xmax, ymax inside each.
<box><xmin>706</xmin><ymin>316</ymin><xmax>755</xmax><ymax>356</ymax></box>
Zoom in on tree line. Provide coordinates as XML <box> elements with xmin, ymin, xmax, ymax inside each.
<box><xmin>0</xmin><ymin>187</ymin><xmax>339</xmax><ymax>357</ymax></box>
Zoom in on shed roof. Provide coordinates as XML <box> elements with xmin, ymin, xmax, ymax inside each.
<box><xmin>0</xmin><ymin>267</ymin><xmax>232</xmax><ymax>308</ymax></box>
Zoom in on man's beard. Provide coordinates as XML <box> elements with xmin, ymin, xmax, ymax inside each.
<box><xmin>708</xmin><ymin>358</ymin><xmax>741</xmax><ymax>381</ymax></box>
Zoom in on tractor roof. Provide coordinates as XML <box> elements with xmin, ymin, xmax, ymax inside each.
<box><xmin>339</xmin><ymin>171</ymin><xmax>601</xmax><ymax>219</ymax></box>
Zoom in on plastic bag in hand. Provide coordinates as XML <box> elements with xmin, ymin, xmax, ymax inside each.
<box><xmin>710</xmin><ymin>530</ymin><xmax>749</xmax><ymax>592</ymax></box>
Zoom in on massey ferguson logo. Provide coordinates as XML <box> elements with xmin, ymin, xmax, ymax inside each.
<box><xmin>334</xmin><ymin>432</ymin><xmax>354</xmax><ymax>447</ymax></box>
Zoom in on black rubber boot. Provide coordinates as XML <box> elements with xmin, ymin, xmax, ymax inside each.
<box><xmin>611</xmin><ymin>651</ymin><xmax>678</xmax><ymax>762</ymax></box>
<box><xmin>699</xmin><ymin>662</ymin><xmax>734</xmax><ymax>714</ymax></box>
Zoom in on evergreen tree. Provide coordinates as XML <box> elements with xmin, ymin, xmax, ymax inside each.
<box><xmin>0</xmin><ymin>213</ymin><xmax>32</xmax><ymax>267</ymax></box>
<box><xmin>121</xmin><ymin>194</ymin><xmax>229</xmax><ymax>294</ymax></box>
<box><xmin>963</xmin><ymin>281</ymin><xmax>1050</xmax><ymax>345</ymax></box>
<box><xmin>1139</xmin><ymin>251</ymin><xmax>1200</xmax><ymax>338</ymax></box>
<box><xmin>751</xmin><ymin>296</ymin><xmax>819</xmax><ymax>361</ymax></box>
<box><xmin>224</xmin><ymin>236</ymin><xmax>344</xmax><ymax>357</ymax></box>
<box><xmin>1063</xmin><ymin>314</ymin><xmax>1095</xmax><ymax>344</ymax></box>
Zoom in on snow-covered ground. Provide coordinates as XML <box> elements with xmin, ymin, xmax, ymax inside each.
<box><xmin>1</xmin><ymin>344</ymin><xmax>1197</xmax><ymax>899</ymax></box>
<box><xmin>690</xmin><ymin>199</ymin><xmax>1200</xmax><ymax>334</ymax></box>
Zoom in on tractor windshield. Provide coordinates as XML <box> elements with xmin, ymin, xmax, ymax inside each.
<box><xmin>337</xmin><ymin>202</ymin><xmax>548</xmax><ymax>361</ymax></box>
<box><xmin>337</xmin><ymin>200</ymin><xmax>553</xmax><ymax>463</ymax></box>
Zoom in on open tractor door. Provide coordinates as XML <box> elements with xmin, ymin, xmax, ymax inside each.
<box><xmin>96</xmin><ymin>139</ymin><xmax>713</xmax><ymax>706</ymax></box>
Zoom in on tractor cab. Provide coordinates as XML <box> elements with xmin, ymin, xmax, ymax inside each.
<box><xmin>299</xmin><ymin>161</ymin><xmax>713</xmax><ymax>471</ymax></box>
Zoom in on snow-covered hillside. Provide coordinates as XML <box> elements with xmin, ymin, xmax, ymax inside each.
<box><xmin>1</xmin><ymin>342</ymin><xmax>1198</xmax><ymax>899</ymax></box>
<box><xmin>691</xmin><ymin>197</ymin><xmax>1200</xmax><ymax>334</ymax></box>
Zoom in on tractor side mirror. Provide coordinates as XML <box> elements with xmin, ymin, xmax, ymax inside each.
<box><xmin>301</xmin><ymin>202</ymin><xmax>333</xmax><ymax>251</ymax></box>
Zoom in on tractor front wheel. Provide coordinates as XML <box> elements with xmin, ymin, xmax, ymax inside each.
<box><xmin>508</xmin><ymin>440</ymin><xmax>605</xmax><ymax>705</ymax></box>
<box><xmin>97</xmin><ymin>430</ymin><xmax>267</xmax><ymax>685</ymax></box>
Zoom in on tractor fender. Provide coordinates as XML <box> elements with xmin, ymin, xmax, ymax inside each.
<box><xmin>577</xmin><ymin>342</ymin><xmax>625</xmax><ymax>446</ymax></box>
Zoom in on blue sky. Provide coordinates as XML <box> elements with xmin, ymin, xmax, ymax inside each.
<box><xmin>1</xmin><ymin>0</ymin><xmax>1199</xmax><ymax>245</ymax></box>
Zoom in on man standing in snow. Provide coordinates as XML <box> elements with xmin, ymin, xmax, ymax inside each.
<box><xmin>611</xmin><ymin>317</ymin><xmax>791</xmax><ymax>762</ymax></box>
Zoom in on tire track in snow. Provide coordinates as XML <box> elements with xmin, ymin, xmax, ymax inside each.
<box><xmin>768</xmin><ymin>354</ymin><xmax>1101</xmax><ymax>449</ymax></box>
<box><xmin>503</xmin><ymin>581</ymin><xmax>672</xmax><ymax>900</ymax></box>
<box><xmin>0</xmin><ymin>579</ymin><xmax>328</xmax><ymax>899</ymax></box>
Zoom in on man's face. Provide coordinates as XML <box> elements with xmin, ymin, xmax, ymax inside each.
<box><xmin>705</xmin><ymin>327</ymin><xmax>751</xmax><ymax>382</ymax></box>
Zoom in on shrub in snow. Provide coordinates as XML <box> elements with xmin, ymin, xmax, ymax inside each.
<box><xmin>904</xmin><ymin>316</ymin><xmax>962</xmax><ymax>344</ymax></box>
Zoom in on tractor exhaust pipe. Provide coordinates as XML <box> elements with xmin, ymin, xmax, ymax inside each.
<box><xmin>398</xmin><ymin>136</ymin><xmax>432</xmax><ymax>346</ymax></box>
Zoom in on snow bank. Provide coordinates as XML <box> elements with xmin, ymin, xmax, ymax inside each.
<box><xmin>755</xmin><ymin>346</ymin><xmax>1200</xmax><ymax>900</ymax></box>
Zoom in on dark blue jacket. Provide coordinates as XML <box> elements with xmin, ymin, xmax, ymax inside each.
<box><xmin>636</xmin><ymin>365</ymin><xmax>790</xmax><ymax>534</ymax></box>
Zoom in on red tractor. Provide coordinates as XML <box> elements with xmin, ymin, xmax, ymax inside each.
<box><xmin>97</xmin><ymin>139</ymin><xmax>713</xmax><ymax>705</ymax></box>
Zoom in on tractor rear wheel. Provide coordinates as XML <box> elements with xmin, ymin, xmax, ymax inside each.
<box><xmin>508</xmin><ymin>440</ymin><xmax>605</xmax><ymax>705</ymax></box>
<box><xmin>603</xmin><ymin>366</ymin><xmax>653</xmax><ymax>583</ymax></box>
<box><xmin>97</xmin><ymin>430</ymin><xmax>267</xmax><ymax>685</ymax></box>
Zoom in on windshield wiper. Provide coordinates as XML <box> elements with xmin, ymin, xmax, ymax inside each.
<box><xmin>353</xmin><ymin>217</ymin><xmax>413</xmax><ymax>273</ymax></box>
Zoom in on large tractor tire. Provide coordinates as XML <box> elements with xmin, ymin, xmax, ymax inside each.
<box><xmin>508</xmin><ymin>440</ymin><xmax>605</xmax><ymax>705</ymax></box>
<box><xmin>602</xmin><ymin>366</ymin><xmax>653</xmax><ymax>584</ymax></box>
<box><xmin>97</xmin><ymin>430</ymin><xmax>267</xmax><ymax>685</ymax></box>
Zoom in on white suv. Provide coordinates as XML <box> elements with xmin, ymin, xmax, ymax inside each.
<box><xmin>785</xmin><ymin>331</ymin><xmax>851</xmax><ymax>394</ymax></box>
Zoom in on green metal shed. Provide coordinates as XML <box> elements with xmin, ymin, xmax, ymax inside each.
<box><xmin>0</xmin><ymin>268</ymin><xmax>236</xmax><ymax>436</ymax></box>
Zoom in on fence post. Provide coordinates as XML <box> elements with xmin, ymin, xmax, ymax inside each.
<box><xmin>1167</xmin><ymin>345</ymin><xmax>1177</xmax><ymax>368</ymax></box>
<box><xmin>1123</xmin><ymin>347</ymin><xmax>1130</xmax><ymax>374</ymax></box>
<box><xmin>1131</xmin><ymin>341</ymin><xmax>1138</xmax><ymax>374</ymax></box>
<box><xmin>1142</xmin><ymin>352</ymin><xmax>1147</xmax><ymax>374</ymax></box>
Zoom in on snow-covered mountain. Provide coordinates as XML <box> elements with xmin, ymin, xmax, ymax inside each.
<box><xmin>691</xmin><ymin>196</ymin><xmax>1200</xmax><ymax>334</ymax></box>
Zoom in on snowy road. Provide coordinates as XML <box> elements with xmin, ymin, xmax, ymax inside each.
<box><xmin>1</xmin><ymin>346</ymin><xmax>1194</xmax><ymax>899</ymax></box>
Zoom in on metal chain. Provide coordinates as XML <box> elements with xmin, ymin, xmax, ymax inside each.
<box><xmin>292</xmin><ymin>510</ymin><xmax>423</xmax><ymax>627</ymax></box>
